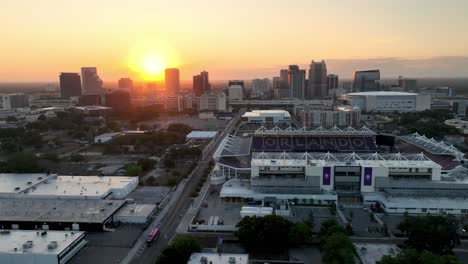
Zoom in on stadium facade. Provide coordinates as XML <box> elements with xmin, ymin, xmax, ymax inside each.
<box><xmin>212</xmin><ymin>126</ymin><xmax>468</xmax><ymax>214</ymax></box>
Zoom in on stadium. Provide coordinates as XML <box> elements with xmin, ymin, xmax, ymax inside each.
<box><xmin>212</xmin><ymin>125</ymin><xmax>468</xmax><ymax>214</ymax></box>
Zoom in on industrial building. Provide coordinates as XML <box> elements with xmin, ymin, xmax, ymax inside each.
<box><xmin>0</xmin><ymin>230</ymin><xmax>86</xmax><ymax>264</ymax></box>
<box><xmin>340</xmin><ymin>91</ymin><xmax>431</xmax><ymax>112</ymax></box>
<box><xmin>187</xmin><ymin>253</ymin><xmax>249</xmax><ymax>264</ymax></box>
<box><xmin>212</xmin><ymin>125</ymin><xmax>468</xmax><ymax>214</ymax></box>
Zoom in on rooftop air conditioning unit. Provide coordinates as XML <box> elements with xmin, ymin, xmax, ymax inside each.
<box><xmin>200</xmin><ymin>256</ymin><xmax>208</xmax><ymax>264</ymax></box>
<box><xmin>47</xmin><ymin>241</ymin><xmax>58</xmax><ymax>249</ymax></box>
<box><xmin>229</xmin><ymin>257</ymin><xmax>236</xmax><ymax>263</ymax></box>
<box><xmin>22</xmin><ymin>241</ymin><xmax>33</xmax><ymax>249</ymax></box>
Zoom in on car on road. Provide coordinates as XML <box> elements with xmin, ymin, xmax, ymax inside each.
<box><xmin>339</xmin><ymin>205</ymin><xmax>344</xmax><ymax>210</ymax></box>
<box><xmin>362</xmin><ymin>207</ymin><xmax>368</xmax><ymax>211</ymax></box>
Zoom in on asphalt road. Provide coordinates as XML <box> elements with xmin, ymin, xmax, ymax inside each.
<box><xmin>129</xmin><ymin>111</ymin><xmax>242</xmax><ymax>264</ymax></box>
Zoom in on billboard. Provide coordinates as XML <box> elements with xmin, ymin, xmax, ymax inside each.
<box><xmin>364</xmin><ymin>167</ymin><xmax>373</xmax><ymax>186</ymax></box>
<box><xmin>323</xmin><ymin>167</ymin><xmax>331</xmax><ymax>186</ymax></box>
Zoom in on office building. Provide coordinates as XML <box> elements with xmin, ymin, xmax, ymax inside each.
<box><xmin>78</xmin><ymin>94</ymin><xmax>102</xmax><ymax>106</ymax></box>
<box><xmin>105</xmin><ymin>90</ymin><xmax>131</xmax><ymax>111</ymax></box>
<box><xmin>307</xmin><ymin>60</ymin><xmax>328</xmax><ymax>98</ymax></box>
<box><xmin>353</xmin><ymin>70</ymin><xmax>380</xmax><ymax>92</ymax></box>
<box><xmin>228</xmin><ymin>80</ymin><xmax>244</xmax><ymax>88</ymax></box>
<box><xmin>193</xmin><ymin>71</ymin><xmax>210</xmax><ymax>96</ymax></box>
<box><xmin>280</xmin><ymin>69</ymin><xmax>288</xmax><ymax>82</ymax></box>
<box><xmin>60</xmin><ymin>73</ymin><xmax>82</xmax><ymax>99</ymax></box>
<box><xmin>165</xmin><ymin>68</ymin><xmax>180</xmax><ymax>95</ymax></box>
<box><xmin>288</xmin><ymin>65</ymin><xmax>306</xmax><ymax>99</ymax></box>
<box><xmin>198</xmin><ymin>92</ymin><xmax>226</xmax><ymax>112</ymax></box>
<box><xmin>228</xmin><ymin>85</ymin><xmax>243</xmax><ymax>101</ymax></box>
<box><xmin>81</xmin><ymin>67</ymin><xmax>103</xmax><ymax>95</ymax></box>
<box><xmin>0</xmin><ymin>94</ymin><xmax>30</xmax><ymax>110</ymax></box>
<box><xmin>241</xmin><ymin>110</ymin><xmax>291</xmax><ymax>125</ymax></box>
<box><xmin>118</xmin><ymin>78</ymin><xmax>133</xmax><ymax>90</ymax></box>
<box><xmin>251</xmin><ymin>78</ymin><xmax>270</xmax><ymax>98</ymax></box>
<box><xmin>327</xmin><ymin>74</ymin><xmax>339</xmax><ymax>90</ymax></box>
<box><xmin>164</xmin><ymin>95</ymin><xmax>182</xmax><ymax>111</ymax></box>
<box><xmin>300</xmin><ymin>107</ymin><xmax>361</xmax><ymax>128</ymax></box>
<box><xmin>0</xmin><ymin>230</ymin><xmax>87</xmax><ymax>264</ymax></box>
<box><xmin>341</xmin><ymin>91</ymin><xmax>431</xmax><ymax>112</ymax></box>
<box><xmin>398</xmin><ymin>76</ymin><xmax>417</xmax><ymax>92</ymax></box>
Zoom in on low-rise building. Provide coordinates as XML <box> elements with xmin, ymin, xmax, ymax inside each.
<box><xmin>0</xmin><ymin>230</ymin><xmax>87</xmax><ymax>264</ymax></box>
<box><xmin>241</xmin><ymin>110</ymin><xmax>291</xmax><ymax>125</ymax></box>
<box><xmin>94</xmin><ymin>132</ymin><xmax>122</xmax><ymax>143</ymax></box>
<box><xmin>341</xmin><ymin>91</ymin><xmax>431</xmax><ymax>112</ymax></box>
<box><xmin>187</xmin><ymin>253</ymin><xmax>249</xmax><ymax>264</ymax></box>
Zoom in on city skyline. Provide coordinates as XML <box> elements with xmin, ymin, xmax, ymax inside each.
<box><xmin>1</xmin><ymin>0</ymin><xmax>468</xmax><ymax>82</ymax></box>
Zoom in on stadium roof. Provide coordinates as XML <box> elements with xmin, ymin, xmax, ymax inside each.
<box><xmin>346</xmin><ymin>91</ymin><xmax>417</xmax><ymax>96</ymax></box>
<box><xmin>251</xmin><ymin>151</ymin><xmax>440</xmax><ymax>169</ymax></box>
<box><xmin>214</xmin><ymin>134</ymin><xmax>252</xmax><ymax>158</ymax></box>
<box><xmin>255</xmin><ymin>125</ymin><xmax>376</xmax><ymax>135</ymax></box>
<box><xmin>399</xmin><ymin>133</ymin><xmax>464</xmax><ymax>160</ymax></box>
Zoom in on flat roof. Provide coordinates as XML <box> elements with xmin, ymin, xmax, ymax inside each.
<box><xmin>114</xmin><ymin>203</ymin><xmax>156</xmax><ymax>218</ymax></box>
<box><xmin>95</xmin><ymin>132</ymin><xmax>122</xmax><ymax>138</ymax></box>
<box><xmin>187</xmin><ymin>253</ymin><xmax>249</xmax><ymax>264</ymax></box>
<box><xmin>346</xmin><ymin>91</ymin><xmax>417</xmax><ymax>96</ymax></box>
<box><xmin>0</xmin><ymin>230</ymin><xmax>85</xmax><ymax>255</ymax></box>
<box><xmin>243</xmin><ymin>110</ymin><xmax>291</xmax><ymax>118</ymax></box>
<box><xmin>0</xmin><ymin>174</ymin><xmax>137</xmax><ymax>199</ymax></box>
<box><xmin>0</xmin><ymin>198</ymin><xmax>125</xmax><ymax>223</ymax></box>
<box><xmin>354</xmin><ymin>243</ymin><xmax>400</xmax><ymax>264</ymax></box>
<box><xmin>186</xmin><ymin>131</ymin><xmax>218</xmax><ymax>139</ymax></box>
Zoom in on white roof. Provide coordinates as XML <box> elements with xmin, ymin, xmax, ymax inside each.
<box><xmin>346</xmin><ymin>91</ymin><xmax>417</xmax><ymax>96</ymax></box>
<box><xmin>0</xmin><ymin>174</ymin><xmax>138</xmax><ymax>199</ymax></box>
<box><xmin>354</xmin><ymin>243</ymin><xmax>400</xmax><ymax>264</ymax></box>
<box><xmin>114</xmin><ymin>203</ymin><xmax>156</xmax><ymax>218</ymax></box>
<box><xmin>95</xmin><ymin>132</ymin><xmax>122</xmax><ymax>138</ymax></box>
<box><xmin>243</xmin><ymin>110</ymin><xmax>291</xmax><ymax>118</ymax></box>
<box><xmin>187</xmin><ymin>253</ymin><xmax>249</xmax><ymax>264</ymax></box>
<box><xmin>0</xmin><ymin>230</ymin><xmax>85</xmax><ymax>255</ymax></box>
<box><xmin>186</xmin><ymin>131</ymin><xmax>218</xmax><ymax>139</ymax></box>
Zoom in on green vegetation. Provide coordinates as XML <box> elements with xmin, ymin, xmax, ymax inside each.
<box><xmin>0</xmin><ymin>127</ymin><xmax>43</xmax><ymax>153</ymax></box>
<box><xmin>156</xmin><ymin>236</ymin><xmax>201</xmax><ymax>264</ymax></box>
<box><xmin>235</xmin><ymin>215</ymin><xmax>313</xmax><ymax>253</ymax></box>
<box><xmin>378</xmin><ymin>249</ymin><xmax>462</xmax><ymax>264</ymax></box>
<box><xmin>319</xmin><ymin>219</ymin><xmax>355</xmax><ymax>264</ymax></box>
<box><xmin>126</xmin><ymin>164</ymin><xmax>143</xmax><ymax>176</ymax></box>
<box><xmin>68</xmin><ymin>154</ymin><xmax>86</xmax><ymax>163</ymax></box>
<box><xmin>42</xmin><ymin>152</ymin><xmax>60</xmax><ymax>162</ymax></box>
<box><xmin>137</xmin><ymin>158</ymin><xmax>157</xmax><ymax>171</ymax></box>
<box><xmin>393</xmin><ymin>110</ymin><xmax>459</xmax><ymax>138</ymax></box>
<box><xmin>397</xmin><ymin>215</ymin><xmax>459</xmax><ymax>255</ymax></box>
<box><xmin>0</xmin><ymin>154</ymin><xmax>44</xmax><ymax>173</ymax></box>
<box><xmin>167</xmin><ymin>123</ymin><xmax>193</xmax><ymax>135</ymax></box>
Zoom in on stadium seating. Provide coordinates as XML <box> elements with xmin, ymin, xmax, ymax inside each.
<box><xmin>251</xmin><ymin>136</ymin><xmax>377</xmax><ymax>152</ymax></box>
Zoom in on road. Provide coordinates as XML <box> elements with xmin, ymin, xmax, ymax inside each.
<box><xmin>126</xmin><ymin>111</ymin><xmax>242</xmax><ymax>264</ymax></box>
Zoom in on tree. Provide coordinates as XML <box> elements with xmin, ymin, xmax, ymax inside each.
<box><xmin>126</xmin><ymin>164</ymin><xmax>143</xmax><ymax>176</ymax></box>
<box><xmin>69</xmin><ymin>154</ymin><xmax>86</xmax><ymax>163</ymax></box>
<box><xmin>137</xmin><ymin>158</ymin><xmax>157</xmax><ymax>171</ymax></box>
<box><xmin>378</xmin><ymin>249</ymin><xmax>462</xmax><ymax>264</ymax></box>
<box><xmin>289</xmin><ymin>222</ymin><xmax>313</xmax><ymax>246</ymax></box>
<box><xmin>37</xmin><ymin>114</ymin><xmax>47</xmax><ymax>121</ymax></box>
<box><xmin>304</xmin><ymin>212</ymin><xmax>315</xmax><ymax>230</ymax></box>
<box><xmin>321</xmin><ymin>232</ymin><xmax>355</xmax><ymax>264</ymax></box>
<box><xmin>398</xmin><ymin>215</ymin><xmax>459</xmax><ymax>255</ymax></box>
<box><xmin>156</xmin><ymin>236</ymin><xmax>201</xmax><ymax>264</ymax></box>
<box><xmin>42</xmin><ymin>152</ymin><xmax>60</xmax><ymax>162</ymax></box>
<box><xmin>0</xmin><ymin>154</ymin><xmax>43</xmax><ymax>173</ymax></box>
<box><xmin>235</xmin><ymin>215</ymin><xmax>292</xmax><ymax>253</ymax></box>
<box><xmin>167</xmin><ymin>123</ymin><xmax>192</xmax><ymax>135</ymax></box>
<box><xmin>6</xmin><ymin>116</ymin><xmax>17</xmax><ymax>122</ymax></box>
<box><xmin>164</xmin><ymin>159</ymin><xmax>175</xmax><ymax>168</ymax></box>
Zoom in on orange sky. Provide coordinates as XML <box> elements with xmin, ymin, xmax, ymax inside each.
<box><xmin>1</xmin><ymin>0</ymin><xmax>468</xmax><ymax>82</ymax></box>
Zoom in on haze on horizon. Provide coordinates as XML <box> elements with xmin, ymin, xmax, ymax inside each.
<box><xmin>1</xmin><ymin>0</ymin><xmax>468</xmax><ymax>82</ymax></box>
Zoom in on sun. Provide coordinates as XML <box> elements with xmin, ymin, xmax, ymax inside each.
<box><xmin>127</xmin><ymin>39</ymin><xmax>180</xmax><ymax>81</ymax></box>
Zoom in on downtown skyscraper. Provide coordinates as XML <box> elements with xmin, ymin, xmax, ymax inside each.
<box><xmin>193</xmin><ymin>71</ymin><xmax>210</xmax><ymax>96</ymax></box>
<box><xmin>165</xmin><ymin>68</ymin><xmax>180</xmax><ymax>95</ymax></box>
<box><xmin>59</xmin><ymin>72</ymin><xmax>82</xmax><ymax>99</ymax></box>
<box><xmin>288</xmin><ymin>65</ymin><xmax>306</xmax><ymax>99</ymax></box>
<box><xmin>307</xmin><ymin>60</ymin><xmax>327</xmax><ymax>98</ymax></box>
<box><xmin>81</xmin><ymin>67</ymin><xmax>103</xmax><ymax>95</ymax></box>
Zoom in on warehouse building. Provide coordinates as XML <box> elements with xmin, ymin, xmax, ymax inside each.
<box><xmin>340</xmin><ymin>91</ymin><xmax>431</xmax><ymax>112</ymax></box>
<box><xmin>0</xmin><ymin>230</ymin><xmax>86</xmax><ymax>264</ymax></box>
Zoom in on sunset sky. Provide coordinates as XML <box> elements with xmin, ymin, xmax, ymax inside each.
<box><xmin>1</xmin><ymin>0</ymin><xmax>468</xmax><ymax>82</ymax></box>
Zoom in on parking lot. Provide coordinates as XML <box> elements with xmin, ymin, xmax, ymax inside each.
<box><xmin>291</xmin><ymin>206</ymin><xmax>339</xmax><ymax>232</ymax></box>
<box><xmin>69</xmin><ymin>224</ymin><xmax>145</xmax><ymax>264</ymax></box>
<box><xmin>340</xmin><ymin>206</ymin><xmax>387</xmax><ymax>237</ymax></box>
<box><xmin>195</xmin><ymin>188</ymin><xmax>242</xmax><ymax>226</ymax></box>
<box><xmin>127</xmin><ymin>186</ymin><xmax>171</xmax><ymax>205</ymax></box>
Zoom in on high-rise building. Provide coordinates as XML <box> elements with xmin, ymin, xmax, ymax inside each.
<box><xmin>327</xmin><ymin>74</ymin><xmax>339</xmax><ymax>90</ymax></box>
<box><xmin>228</xmin><ymin>85</ymin><xmax>243</xmax><ymax>101</ymax></box>
<box><xmin>228</xmin><ymin>80</ymin><xmax>244</xmax><ymax>88</ymax></box>
<box><xmin>118</xmin><ymin>78</ymin><xmax>133</xmax><ymax>90</ymax></box>
<box><xmin>81</xmin><ymin>67</ymin><xmax>104</xmax><ymax>95</ymax></box>
<box><xmin>60</xmin><ymin>73</ymin><xmax>82</xmax><ymax>99</ymax></box>
<box><xmin>0</xmin><ymin>94</ymin><xmax>30</xmax><ymax>110</ymax></box>
<box><xmin>280</xmin><ymin>69</ymin><xmax>288</xmax><ymax>82</ymax></box>
<box><xmin>105</xmin><ymin>90</ymin><xmax>131</xmax><ymax>111</ymax></box>
<box><xmin>398</xmin><ymin>76</ymin><xmax>418</xmax><ymax>92</ymax></box>
<box><xmin>288</xmin><ymin>65</ymin><xmax>306</xmax><ymax>99</ymax></box>
<box><xmin>193</xmin><ymin>71</ymin><xmax>210</xmax><ymax>96</ymax></box>
<box><xmin>165</xmin><ymin>68</ymin><xmax>180</xmax><ymax>94</ymax></box>
<box><xmin>198</xmin><ymin>92</ymin><xmax>226</xmax><ymax>112</ymax></box>
<box><xmin>251</xmin><ymin>78</ymin><xmax>270</xmax><ymax>98</ymax></box>
<box><xmin>353</xmin><ymin>70</ymin><xmax>380</xmax><ymax>92</ymax></box>
<box><xmin>307</xmin><ymin>60</ymin><xmax>328</xmax><ymax>98</ymax></box>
